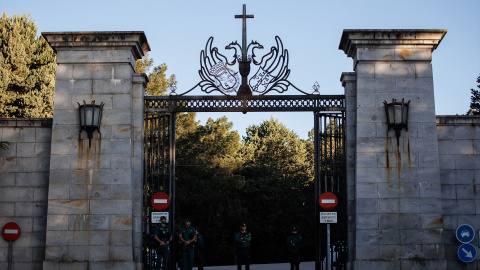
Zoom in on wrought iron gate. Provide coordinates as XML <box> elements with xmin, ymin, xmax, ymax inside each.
<box><xmin>142</xmin><ymin>96</ymin><xmax>346</xmax><ymax>269</ymax></box>
<box><xmin>143</xmin><ymin>111</ymin><xmax>176</xmax><ymax>270</ymax></box>
<box><xmin>141</xmin><ymin>5</ymin><xmax>347</xmax><ymax>269</ymax></box>
<box><xmin>314</xmin><ymin>112</ymin><xmax>347</xmax><ymax>270</ymax></box>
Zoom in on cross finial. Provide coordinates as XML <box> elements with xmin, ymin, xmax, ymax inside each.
<box><xmin>235</xmin><ymin>4</ymin><xmax>254</xmax><ymax>61</ymax></box>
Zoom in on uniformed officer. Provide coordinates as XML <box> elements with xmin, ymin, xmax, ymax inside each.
<box><xmin>194</xmin><ymin>228</ymin><xmax>205</xmax><ymax>270</ymax></box>
<box><xmin>286</xmin><ymin>226</ymin><xmax>302</xmax><ymax>270</ymax></box>
<box><xmin>234</xmin><ymin>222</ymin><xmax>251</xmax><ymax>270</ymax></box>
<box><xmin>178</xmin><ymin>218</ymin><xmax>197</xmax><ymax>270</ymax></box>
<box><xmin>153</xmin><ymin>216</ymin><xmax>172</xmax><ymax>270</ymax></box>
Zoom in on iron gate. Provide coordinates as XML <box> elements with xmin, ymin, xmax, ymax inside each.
<box><xmin>315</xmin><ymin>112</ymin><xmax>347</xmax><ymax>270</ymax></box>
<box><xmin>143</xmin><ymin>111</ymin><xmax>176</xmax><ymax>269</ymax></box>
<box><xmin>142</xmin><ymin>5</ymin><xmax>347</xmax><ymax>269</ymax></box>
<box><xmin>142</xmin><ymin>95</ymin><xmax>346</xmax><ymax>269</ymax></box>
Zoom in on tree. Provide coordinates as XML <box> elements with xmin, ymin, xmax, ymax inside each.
<box><xmin>136</xmin><ymin>53</ymin><xmax>176</xmax><ymax>96</ymax></box>
<box><xmin>175</xmin><ymin>115</ymin><xmax>246</xmax><ymax>265</ymax></box>
<box><xmin>0</xmin><ymin>13</ymin><xmax>56</xmax><ymax>118</ymax></box>
<box><xmin>240</xmin><ymin>118</ymin><xmax>315</xmax><ymax>263</ymax></box>
<box><xmin>467</xmin><ymin>75</ymin><xmax>480</xmax><ymax>115</ymax></box>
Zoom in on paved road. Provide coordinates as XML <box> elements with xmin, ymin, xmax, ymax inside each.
<box><xmin>196</xmin><ymin>261</ymin><xmax>315</xmax><ymax>270</ymax></box>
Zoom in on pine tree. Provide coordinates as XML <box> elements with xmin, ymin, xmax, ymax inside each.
<box><xmin>0</xmin><ymin>13</ymin><xmax>56</xmax><ymax>118</ymax></box>
<box><xmin>467</xmin><ymin>75</ymin><xmax>480</xmax><ymax>115</ymax></box>
<box><xmin>135</xmin><ymin>53</ymin><xmax>176</xmax><ymax>96</ymax></box>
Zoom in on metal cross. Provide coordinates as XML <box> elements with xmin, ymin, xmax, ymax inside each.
<box><xmin>235</xmin><ymin>4</ymin><xmax>254</xmax><ymax>62</ymax></box>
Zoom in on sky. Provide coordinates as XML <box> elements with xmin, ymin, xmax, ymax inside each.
<box><xmin>2</xmin><ymin>0</ymin><xmax>479</xmax><ymax>139</ymax></box>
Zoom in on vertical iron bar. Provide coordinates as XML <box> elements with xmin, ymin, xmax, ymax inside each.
<box><xmin>323</xmin><ymin>115</ymin><xmax>327</xmax><ymax>193</ymax></box>
<box><xmin>327</xmin><ymin>224</ymin><xmax>331</xmax><ymax>270</ymax></box>
<box><xmin>314</xmin><ymin>111</ymin><xmax>320</xmax><ymax>270</ymax></box>
<box><xmin>169</xmin><ymin>112</ymin><xmax>176</xmax><ymax>270</ymax></box>
<box><xmin>143</xmin><ymin>112</ymin><xmax>150</xmax><ymax>268</ymax></box>
<box><xmin>162</xmin><ymin>114</ymin><xmax>167</xmax><ymax>192</ymax></box>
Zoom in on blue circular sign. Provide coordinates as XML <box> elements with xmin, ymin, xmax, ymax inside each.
<box><xmin>458</xmin><ymin>243</ymin><xmax>477</xmax><ymax>263</ymax></box>
<box><xmin>456</xmin><ymin>224</ymin><xmax>475</xmax><ymax>243</ymax></box>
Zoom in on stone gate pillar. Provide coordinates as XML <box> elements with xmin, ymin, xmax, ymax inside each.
<box><xmin>339</xmin><ymin>29</ymin><xmax>447</xmax><ymax>269</ymax></box>
<box><xmin>41</xmin><ymin>32</ymin><xmax>149</xmax><ymax>270</ymax></box>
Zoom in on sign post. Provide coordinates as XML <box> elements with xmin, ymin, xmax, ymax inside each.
<box><xmin>319</xmin><ymin>192</ymin><xmax>338</xmax><ymax>270</ymax></box>
<box><xmin>2</xmin><ymin>222</ymin><xmax>21</xmax><ymax>270</ymax></box>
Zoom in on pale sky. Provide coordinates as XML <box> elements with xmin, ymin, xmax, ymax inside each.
<box><xmin>2</xmin><ymin>0</ymin><xmax>479</xmax><ymax>139</ymax></box>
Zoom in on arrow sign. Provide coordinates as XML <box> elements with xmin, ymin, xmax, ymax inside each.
<box><xmin>458</xmin><ymin>243</ymin><xmax>477</xmax><ymax>263</ymax></box>
<box><xmin>2</xmin><ymin>222</ymin><xmax>21</xmax><ymax>241</ymax></box>
<box><xmin>151</xmin><ymin>192</ymin><xmax>170</xmax><ymax>211</ymax></box>
<box><xmin>456</xmin><ymin>224</ymin><xmax>475</xmax><ymax>243</ymax></box>
<box><xmin>319</xmin><ymin>192</ymin><xmax>338</xmax><ymax>211</ymax></box>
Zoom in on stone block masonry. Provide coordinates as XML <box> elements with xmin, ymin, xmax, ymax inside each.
<box><xmin>41</xmin><ymin>32</ymin><xmax>149</xmax><ymax>270</ymax></box>
<box><xmin>340</xmin><ymin>29</ymin><xmax>448</xmax><ymax>269</ymax></box>
<box><xmin>0</xmin><ymin>119</ymin><xmax>52</xmax><ymax>270</ymax></box>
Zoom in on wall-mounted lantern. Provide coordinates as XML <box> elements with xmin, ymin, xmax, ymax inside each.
<box><xmin>78</xmin><ymin>100</ymin><xmax>104</xmax><ymax>147</ymax></box>
<box><xmin>383</xmin><ymin>98</ymin><xmax>410</xmax><ymax>146</ymax></box>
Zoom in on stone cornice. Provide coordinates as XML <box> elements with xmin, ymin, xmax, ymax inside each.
<box><xmin>436</xmin><ymin>115</ymin><xmax>480</xmax><ymax>126</ymax></box>
<box><xmin>340</xmin><ymin>72</ymin><xmax>356</xmax><ymax>87</ymax></box>
<box><xmin>42</xmin><ymin>31</ymin><xmax>151</xmax><ymax>60</ymax></box>
<box><xmin>339</xmin><ymin>29</ymin><xmax>447</xmax><ymax>58</ymax></box>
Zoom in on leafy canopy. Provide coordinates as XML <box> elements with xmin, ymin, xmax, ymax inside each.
<box><xmin>136</xmin><ymin>53</ymin><xmax>176</xmax><ymax>96</ymax></box>
<box><xmin>0</xmin><ymin>13</ymin><xmax>56</xmax><ymax>118</ymax></box>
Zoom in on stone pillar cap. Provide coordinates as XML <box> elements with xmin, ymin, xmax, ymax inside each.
<box><xmin>42</xmin><ymin>31</ymin><xmax>151</xmax><ymax>60</ymax></box>
<box><xmin>339</xmin><ymin>29</ymin><xmax>447</xmax><ymax>58</ymax></box>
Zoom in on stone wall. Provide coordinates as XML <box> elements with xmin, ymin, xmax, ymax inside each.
<box><xmin>340</xmin><ymin>29</ymin><xmax>448</xmax><ymax>269</ymax></box>
<box><xmin>0</xmin><ymin>119</ymin><xmax>52</xmax><ymax>270</ymax></box>
<box><xmin>41</xmin><ymin>31</ymin><xmax>148</xmax><ymax>270</ymax></box>
<box><xmin>437</xmin><ymin>115</ymin><xmax>480</xmax><ymax>269</ymax></box>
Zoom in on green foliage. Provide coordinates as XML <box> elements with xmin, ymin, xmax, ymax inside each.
<box><xmin>467</xmin><ymin>75</ymin><xmax>480</xmax><ymax>115</ymax></box>
<box><xmin>135</xmin><ymin>53</ymin><xmax>176</xmax><ymax>96</ymax></box>
<box><xmin>239</xmin><ymin>118</ymin><xmax>315</xmax><ymax>263</ymax></box>
<box><xmin>0</xmin><ymin>13</ymin><xmax>56</xmax><ymax>118</ymax></box>
<box><xmin>175</xmin><ymin>114</ymin><xmax>246</xmax><ymax>265</ymax></box>
<box><xmin>0</xmin><ymin>141</ymin><xmax>11</xmax><ymax>151</ymax></box>
<box><xmin>173</xmin><ymin>117</ymin><xmax>317</xmax><ymax>265</ymax></box>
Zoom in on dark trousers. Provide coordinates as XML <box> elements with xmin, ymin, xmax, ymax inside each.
<box><xmin>156</xmin><ymin>245</ymin><xmax>170</xmax><ymax>270</ymax></box>
<box><xmin>236</xmin><ymin>247</ymin><xmax>250</xmax><ymax>270</ymax></box>
<box><xmin>289</xmin><ymin>252</ymin><xmax>300</xmax><ymax>270</ymax></box>
<box><xmin>181</xmin><ymin>246</ymin><xmax>194</xmax><ymax>270</ymax></box>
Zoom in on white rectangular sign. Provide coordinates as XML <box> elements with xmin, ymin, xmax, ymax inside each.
<box><xmin>4</xmin><ymin>229</ymin><xmax>18</xmax><ymax>234</ymax></box>
<box><xmin>153</xmin><ymin>199</ymin><xmax>168</xmax><ymax>204</ymax></box>
<box><xmin>320</xmin><ymin>212</ymin><xmax>337</xmax><ymax>223</ymax></box>
<box><xmin>321</xmin><ymin>199</ymin><xmax>336</xmax><ymax>204</ymax></box>
<box><xmin>151</xmin><ymin>212</ymin><xmax>169</xmax><ymax>224</ymax></box>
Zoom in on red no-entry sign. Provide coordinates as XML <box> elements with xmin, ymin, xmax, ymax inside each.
<box><xmin>151</xmin><ymin>192</ymin><xmax>170</xmax><ymax>211</ymax></box>
<box><xmin>2</xmin><ymin>222</ymin><xmax>21</xmax><ymax>241</ymax></box>
<box><xmin>319</xmin><ymin>192</ymin><xmax>338</xmax><ymax>211</ymax></box>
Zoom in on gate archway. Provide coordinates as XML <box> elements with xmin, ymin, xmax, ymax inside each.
<box><xmin>142</xmin><ymin>5</ymin><xmax>347</xmax><ymax>269</ymax></box>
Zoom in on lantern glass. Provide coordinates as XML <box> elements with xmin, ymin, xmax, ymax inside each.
<box><xmin>394</xmin><ymin>104</ymin><xmax>402</xmax><ymax>124</ymax></box>
<box><xmin>77</xmin><ymin>100</ymin><xmax>104</xmax><ymax>147</ymax></box>
<box><xmin>93</xmin><ymin>106</ymin><xmax>102</xmax><ymax>126</ymax></box>
<box><xmin>383</xmin><ymin>98</ymin><xmax>410</xmax><ymax>146</ymax></box>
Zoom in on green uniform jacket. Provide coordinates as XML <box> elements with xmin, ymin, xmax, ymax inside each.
<box><xmin>178</xmin><ymin>226</ymin><xmax>196</xmax><ymax>242</ymax></box>
<box><xmin>235</xmin><ymin>231</ymin><xmax>251</xmax><ymax>248</ymax></box>
<box><xmin>155</xmin><ymin>224</ymin><xmax>172</xmax><ymax>245</ymax></box>
<box><xmin>286</xmin><ymin>233</ymin><xmax>302</xmax><ymax>253</ymax></box>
